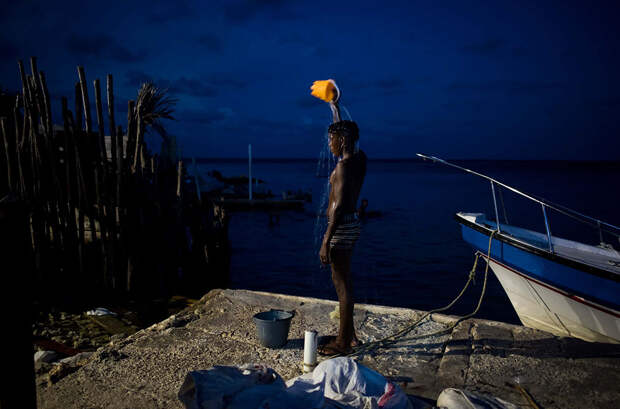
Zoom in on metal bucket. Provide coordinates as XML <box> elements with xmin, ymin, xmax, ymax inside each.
<box><xmin>253</xmin><ymin>309</ymin><xmax>294</xmax><ymax>348</ymax></box>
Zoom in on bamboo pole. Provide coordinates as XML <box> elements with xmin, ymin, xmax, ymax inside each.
<box><xmin>17</xmin><ymin>60</ymin><xmax>32</xmax><ymax>109</ymax></box>
<box><xmin>61</xmin><ymin>99</ymin><xmax>73</xmax><ymax>206</ymax></box>
<box><xmin>29</xmin><ymin>57</ymin><xmax>42</xmax><ymax>120</ymax></box>
<box><xmin>35</xmin><ymin>70</ymin><xmax>63</xmax><ymax>253</ymax></box>
<box><xmin>106</xmin><ymin>75</ymin><xmax>119</xmax><ymax>290</ymax></box>
<box><xmin>66</xmin><ymin>110</ymin><xmax>86</xmax><ymax>275</ymax></box>
<box><xmin>18</xmin><ymin>61</ymin><xmax>40</xmax><ymax>198</ymax></box>
<box><xmin>29</xmin><ymin>57</ymin><xmax>38</xmax><ymax>89</ymax></box>
<box><xmin>93</xmin><ymin>79</ymin><xmax>108</xmax><ymax>163</ymax></box>
<box><xmin>61</xmin><ymin>97</ymin><xmax>78</xmax><ymax>280</ymax></box>
<box><xmin>93</xmin><ymin>78</ymin><xmax>108</xmax><ymax>237</ymax></box>
<box><xmin>13</xmin><ymin>101</ymin><xmax>26</xmax><ymax>197</ymax></box>
<box><xmin>126</xmin><ymin>100</ymin><xmax>135</xmax><ymax>169</ymax></box>
<box><xmin>115</xmin><ymin>125</ymin><xmax>122</xmax><ymax>210</ymax></box>
<box><xmin>77</xmin><ymin>66</ymin><xmax>92</xmax><ymax>135</ymax></box>
<box><xmin>38</xmin><ymin>71</ymin><xmax>61</xmax><ymax>196</ymax></box>
<box><xmin>176</xmin><ymin>160</ymin><xmax>183</xmax><ymax>198</ymax></box>
<box><xmin>38</xmin><ymin>71</ymin><xmax>53</xmax><ymax>137</ymax></box>
<box><xmin>74</xmin><ymin>82</ymin><xmax>82</xmax><ymax>132</ymax></box>
<box><xmin>92</xmin><ymin>78</ymin><xmax>109</xmax><ymax>289</ymax></box>
<box><xmin>1</xmin><ymin>118</ymin><xmax>13</xmax><ymax>192</ymax></box>
<box><xmin>106</xmin><ymin>75</ymin><xmax>117</xmax><ymax>182</ymax></box>
<box><xmin>131</xmin><ymin>103</ymin><xmax>143</xmax><ymax>174</ymax></box>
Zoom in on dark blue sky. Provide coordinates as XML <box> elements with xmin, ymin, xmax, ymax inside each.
<box><xmin>1</xmin><ymin>0</ymin><xmax>619</xmax><ymax>159</ymax></box>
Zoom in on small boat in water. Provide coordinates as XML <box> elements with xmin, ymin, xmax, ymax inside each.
<box><xmin>418</xmin><ymin>154</ymin><xmax>620</xmax><ymax>344</ymax></box>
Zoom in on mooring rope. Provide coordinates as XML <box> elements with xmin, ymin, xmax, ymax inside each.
<box><xmin>343</xmin><ymin>230</ymin><xmax>498</xmax><ymax>358</ymax></box>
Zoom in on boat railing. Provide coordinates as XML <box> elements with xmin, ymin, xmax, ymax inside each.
<box><xmin>416</xmin><ymin>154</ymin><xmax>620</xmax><ymax>254</ymax></box>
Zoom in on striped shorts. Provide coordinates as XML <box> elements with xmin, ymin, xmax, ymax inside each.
<box><xmin>329</xmin><ymin>213</ymin><xmax>361</xmax><ymax>250</ymax></box>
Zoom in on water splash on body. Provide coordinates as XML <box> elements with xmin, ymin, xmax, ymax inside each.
<box><xmin>311</xmin><ymin>105</ymin><xmax>355</xmax><ymax>270</ymax></box>
<box><xmin>313</xmin><ymin>131</ymin><xmax>336</xmax><ymax>264</ymax></box>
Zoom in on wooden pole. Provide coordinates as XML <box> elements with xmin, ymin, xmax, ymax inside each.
<box><xmin>13</xmin><ymin>101</ymin><xmax>26</xmax><ymax>197</ymax></box>
<box><xmin>61</xmin><ymin>97</ymin><xmax>78</xmax><ymax>282</ymax></box>
<box><xmin>34</xmin><ymin>71</ymin><xmax>63</xmax><ymax>256</ymax></box>
<box><xmin>115</xmin><ymin>125</ymin><xmax>122</xmax><ymax>210</ymax></box>
<box><xmin>77</xmin><ymin>66</ymin><xmax>92</xmax><ymax>135</ymax></box>
<box><xmin>106</xmin><ymin>75</ymin><xmax>117</xmax><ymax>183</ymax></box>
<box><xmin>67</xmin><ymin>110</ymin><xmax>86</xmax><ymax>275</ymax></box>
<box><xmin>38</xmin><ymin>71</ymin><xmax>53</xmax><ymax>137</ymax></box>
<box><xmin>92</xmin><ymin>78</ymin><xmax>110</xmax><ymax>289</ymax></box>
<box><xmin>17</xmin><ymin>60</ymin><xmax>32</xmax><ymax>109</ymax></box>
<box><xmin>93</xmin><ymin>79</ymin><xmax>108</xmax><ymax>163</ymax></box>
<box><xmin>106</xmin><ymin>75</ymin><xmax>119</xmax><ymax>290</ymax></box>
<box><xmin>1</xmin><ymin>118</ymin><xmax>13</xmax><ymax>192</ymax></box>
<box><xmin>176</xmin><ymin>160</ymin><xmax>183</xmax><ymax>198</ymax></box>
<box><xmin>61</xmin><ymin>99</ymin><xmax>73</xmax><ymax>206</ymax></box>
<box><xmin>38</xmin><ymin>71</ymin><xmax>61</xmax><ymax>197</ymax></box>
<box><xmin>74</xmin><ymin>82</ymin><xmax>82</xmax><ymax>132</ymax></box>
<box><xmin>29</xmin><ymin>57</ymin><xmax>42</xmax><ymax>118</ymax></box>
<box><xmin>131</xmin><ymin>104</ymin><xmax>143</xmax><ymax>174</ymax></box>
<box><xmin>126</xmin><ymin>100</ymin><xmax>135</xmax><ymax>169</ymax></box>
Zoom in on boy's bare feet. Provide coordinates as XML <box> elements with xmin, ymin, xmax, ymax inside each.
<box><xmin>318</xmin><ymin>338</ymin><xmax>352</xmax><ymax>356</ymax></box>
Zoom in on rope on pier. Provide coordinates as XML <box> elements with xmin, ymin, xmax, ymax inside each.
<box><xmin>346</xmin><ymin>230</ymin><xmax>498</xmax><ymax>357</ymax></box>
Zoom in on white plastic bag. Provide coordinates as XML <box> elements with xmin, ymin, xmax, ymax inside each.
<box><xmin>436</xmin><ymin>388</ymin><xmax>519</xmax><ymax>409</ymax></box>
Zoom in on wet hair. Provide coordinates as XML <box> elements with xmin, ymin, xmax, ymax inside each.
<box><xmin>328</xmin><ymin>120</ymin><xmax>359</xmax><ymax>155</ymax></box>
<box><xmin>328</xmin><ymin>120</ymin><xmax>359</xmax><ymax>142</ymax></box>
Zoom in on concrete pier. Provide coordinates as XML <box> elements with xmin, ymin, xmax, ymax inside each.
<box><xmin>37</xmin><ymin>289</ymin><xmax>620</xmax><ymax>408</ymax></box>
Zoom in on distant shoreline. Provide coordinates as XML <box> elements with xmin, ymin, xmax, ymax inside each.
<box><xmin>190</xmin><ymin>157</ymin><xmax>620</xmax><ymax>164</ymax></box>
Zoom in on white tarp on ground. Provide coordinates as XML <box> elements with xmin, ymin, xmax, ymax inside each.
<box><xmin>178</xmin><ymin>357</ymin><xmax>519</xmax><ymax>409</ymax></box>
<box><xmin>178</xmin><ymin>357</ymin><xmax>413</xmax><ymax>409</ymax></box>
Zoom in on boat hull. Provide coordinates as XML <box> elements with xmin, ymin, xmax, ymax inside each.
<box><xmin>484</xmin><ymin>254</ymin><xmax>619</xmax><ymax>343</ymax></box>
<box><xmin>457</xmin><ymin>214</ymin><xmax>620</xmax><ymax>343</ymax></box>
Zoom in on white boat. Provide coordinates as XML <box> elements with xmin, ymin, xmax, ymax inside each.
<box><xmin>418</xmin><ymin>154</ymin><xmax>620</xmax><ymax>344</ymax></box>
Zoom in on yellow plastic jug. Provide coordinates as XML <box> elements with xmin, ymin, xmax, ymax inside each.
<box><xmin>310</xmin><ymin>79</ymin><xmax>339</xmax><ymax>103</ymax></box>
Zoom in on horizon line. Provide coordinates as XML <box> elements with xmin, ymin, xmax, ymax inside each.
<box><xmin>186</xmin><ymin>157</ymin><xmax>620</xmax><ymax>162</ymax></box>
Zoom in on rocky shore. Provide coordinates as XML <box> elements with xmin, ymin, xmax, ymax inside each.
<box><xmin>32</xmin><ymin>296</ymin><xmax>197</xmax><ymax>388</ymax></box>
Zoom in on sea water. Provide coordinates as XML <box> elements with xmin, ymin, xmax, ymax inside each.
<box><xmin>197</xmin><ymin>159</ymin><xmax>620</xmax><ymax>324</ymax></box>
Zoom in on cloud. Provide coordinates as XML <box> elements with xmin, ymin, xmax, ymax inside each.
<box><xmin>124</xmin><ymin>72</ymin><xmax>227</xmax><ymax>98</ymax></box>
<box><xmin>196</xmin><ymin>33</ymin><xmax>224</xmax><ymax>54</ymax></box>
<box><xmin>146</xmin><ymin>0</ymin><xmax>196</xmax><ymax>23</ymax></box>
<box><xmin>177</xmin><ymin>109</ymin><xmax>230</xmax><ymax>124</ymax></box>
<box><xmin>447</xmin><ymin>80</ymin><xmax>563</xmax><ymax>95</ymax></box>
<box><xmin>462</xmin><ymin>39</ymin><xmax>504</xmax><ymax>55</ymax></box>
<box><xmin>222</xmin><ymin>0</ymin><xmax>300</xmax><ymax>23</ymax></box>
<box><xmin>65</xmin><ymin>33</ymin><xmax>147</xmax><ymax>62</ymax></box>
<box><xmin>162</xmin><ymin>77</ymin><xmax>218</xmax><ymax>98</ymax></box>
<box><xmin>0</xmin><ymin>2</ymin><xmax>44</xmax><ymax>23</ymax></box>
<box><xmin>124</xmin><ymin>70</ymin><xmax>154</xmax><ymax>88</ymax></box>
<box><xmin>206</xmin><ymin>74</ymin><xmax>247</xmax><ymax>89</ymax></box>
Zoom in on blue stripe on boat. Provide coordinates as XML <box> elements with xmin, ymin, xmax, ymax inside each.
<box><xmin>460</xmin><ymin>223</ymin><xmax>620</xmax><ymax>312</ymax></box>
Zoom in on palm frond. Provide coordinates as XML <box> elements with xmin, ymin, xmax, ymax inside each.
<box><xmin>135</xmin><ymin>82</ymin><xmax>177</xmax><ymax>138</ymax></box>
